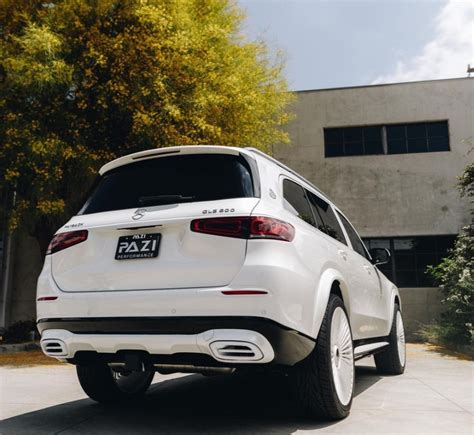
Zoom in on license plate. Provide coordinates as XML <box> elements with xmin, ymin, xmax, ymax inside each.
<box><xmin>115</xmin><ymin>234</ymin><xmax>161</xmax><ymax>260</ymax></box>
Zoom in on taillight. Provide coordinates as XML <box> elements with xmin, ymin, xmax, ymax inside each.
<box><xmin>191</xmin><ymin>216</ymin><xmax>295</xmax><ymax>242</ymax></box>
<box><xmin>46</xmin><ymin>230</ymin><xmax>88</xmax><ymax>254</ymax></box>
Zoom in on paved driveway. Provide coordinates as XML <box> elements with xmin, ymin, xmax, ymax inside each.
<box><xmin>0</xmin><ymin>344</ymin><xmax>472</xmax><ymax>434</ymax></box>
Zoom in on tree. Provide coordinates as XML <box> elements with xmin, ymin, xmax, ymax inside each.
<box><xmin>427</xmin><ymin>158</ymin><xmax>473</xmax><ymax>345</ymax></box>
<box><xmin>0</xmin><ymin>0</ymin><xmax>293</xmax><ymax>254</ymax></box>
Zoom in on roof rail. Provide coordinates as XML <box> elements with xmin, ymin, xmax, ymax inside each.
<box><xmin>245</xmin><ymin>147</ymin><xmax>331</xmax><ymax>202</ymax></box>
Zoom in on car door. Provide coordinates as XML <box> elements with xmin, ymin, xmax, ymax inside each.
<box><xmin>335</xmin><ymin>210</ymin><xmax>389</xmax><ymax>337</ymax></box>
<box><xmin>280</xmin><ymin>178</ymin><xmax>333</xmax><ymax>330</ymax></box>
<box><xmin>305</xmin><ymin>191</ymin><xmax>374</xmax><ymax>339</ymax></box>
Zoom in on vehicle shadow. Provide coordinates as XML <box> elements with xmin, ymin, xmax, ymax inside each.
<box><xmin>0</xmin><ymin>364</ymin><xmax>381</xmax><ymax>434</ymax></box>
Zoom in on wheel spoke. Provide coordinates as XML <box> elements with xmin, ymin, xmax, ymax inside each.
<box><xmin>396</xmin><ymin>311</ymin><xmax>406</xmax><ymax>367</ymax></box>
<box><xmin>330</xmin><ymin>307</ymin><xmax>354</xmax><ymax>406</ymax></box>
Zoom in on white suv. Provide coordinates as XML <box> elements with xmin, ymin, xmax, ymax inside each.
<box><xmin>37</xmin><ymin>145</ymin><xmax>405</xmax><ymax>419</ymax></box>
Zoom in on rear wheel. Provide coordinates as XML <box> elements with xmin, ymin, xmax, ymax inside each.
<box><xmin>76</xmin><ymin>363</ymin><xmax>154</xmax><ymax>403</ymax></box>
<box><xmin>374</xmin><ymin>304</ymin><xmax>406</xmax><ymax>375</ymax></box>
<box><xmin>293</xmin><ymin>295</ymin><xmax>354</xmax><ymax>420</ymax></box>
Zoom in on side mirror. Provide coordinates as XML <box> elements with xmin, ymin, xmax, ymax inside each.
<box><xmin>369</xmin><ymin>248</ymin><xmax>391</xmax><ymax>266</ymax></box>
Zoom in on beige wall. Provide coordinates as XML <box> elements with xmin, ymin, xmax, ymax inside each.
<box><xmin>273</xmin><ymin>78</ymin><xmax>473</xmax><ymax>238</ymax></box>
<box><xmin>400</xmin><ymin>288</ymin><xmax>445</xmax><ymax>341</ymax></box>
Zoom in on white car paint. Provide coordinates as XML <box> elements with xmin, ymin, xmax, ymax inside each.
<box><xmin>37</xmin><ymin>145</ymin><xmax>401</xmax><ymax>364</ymax></box>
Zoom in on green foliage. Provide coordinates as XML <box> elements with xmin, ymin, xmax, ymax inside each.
<box><xmin>426</xmin><ymin>158</ymin><xmax>474</xmax><ymax>345</ymax></box>
<box><xmin>0</xmin><ymin>0</ymin><xmax>293</xmax><ymax>249</ymax></box>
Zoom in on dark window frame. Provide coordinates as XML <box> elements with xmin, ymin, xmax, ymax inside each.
<box><xmin>282</xmin><ymin>178</ymin><xmax>316</xmax><ymax>227</ymax></box>
<box><xmin>324</xmin><ymin>120</ymin><xmax>450</xmax><ymax>158</ymax></box>
<box><xmin>336</xmin><ymin>211</ymin><xmax>370</xmax><ymax>259</ymax></box>
<box><xmin>282</xmin><ymin>177</ymin><xmax>347</xmax><ymax>245</ymax></box>
<box><xmin>363</xmin><ymin>235</ymin><xmax>456</xmax><ymax>288</ymax></box>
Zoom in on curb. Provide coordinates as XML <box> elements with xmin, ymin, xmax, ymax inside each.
<box><xmin>0</xmin><ymin>342</ymin><xmax>40</xmax><ymax>353</ymax></box>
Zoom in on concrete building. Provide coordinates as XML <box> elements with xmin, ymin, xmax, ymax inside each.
<box><xmin>273</xmin><ymin>77</ymin><xmax>473</xmax><ymax>337</ymax></box>
<box><xmin>0</xmin><ymin>77</ymin><xmax>473</xmax><ymax>339</ymax></box>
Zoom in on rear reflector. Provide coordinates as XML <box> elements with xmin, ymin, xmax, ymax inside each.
<box><xmin>221</xmin><ymin>290</ymin><xmax>268</xmax><ymax>295</ymax></box>
<box><xmin>37</xmin><ymin>296</ymin><xmax>58</xmax><ymax>301</ymax></box>
<box><xmin>46</xmin><ymin>230</ymin><xmax>88</xmax><ymax>254</ymax></box>
<box><xmin>191</xmin><ymin>216</ymin><xmax>295</xmax><ymax>242</ymax></box>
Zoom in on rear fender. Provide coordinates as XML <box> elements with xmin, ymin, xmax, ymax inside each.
<box><xmin>310</xmin><ymin>268</ymin><xmax>350</xmax><ymax>339</ymax></box>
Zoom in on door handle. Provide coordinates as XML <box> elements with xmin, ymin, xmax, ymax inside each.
<box><xmin>338</xmin><ymin>250</ymin><xmax>348</xmax><ymax>260</ymax></box>
<box><xmin>364</xmin><ymin>265</ymin><xmax>372</xmax><ymax>274</ymax></box>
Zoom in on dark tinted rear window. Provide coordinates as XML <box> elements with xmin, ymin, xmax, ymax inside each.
<box><xmin>79</xmin><ymin>154</ymin><xmax>255</xmax><ymax>215</ymax></box>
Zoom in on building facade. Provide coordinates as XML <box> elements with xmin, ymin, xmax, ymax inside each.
<box><xmin>0</xmin><ymin>77</ymin><xmax>472</xmax><ymax>338</ymax></box>
<box><xmin>273</xmin><ymin>77</ymin><xmax>473</xmax><ymax>336</ymax></box>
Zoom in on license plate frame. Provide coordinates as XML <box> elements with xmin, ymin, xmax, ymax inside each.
<box><xmin>115</xmin><ymin>233</ymin><xmax>161</xmax><ymax>260</ymax></box>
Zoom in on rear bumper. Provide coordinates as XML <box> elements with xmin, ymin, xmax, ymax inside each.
<box><xmin>38</xmin><ymin>316</ymin><xmax>315</xmax><ymax>366</ymax></box>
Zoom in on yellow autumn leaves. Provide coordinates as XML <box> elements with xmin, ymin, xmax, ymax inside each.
<box><xmin>0</xmin><ymin>0</ymin><xmax>293</xmax><ymax>236</ymax></box>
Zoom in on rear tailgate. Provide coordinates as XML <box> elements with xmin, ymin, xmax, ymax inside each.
<box><xmin>51</xmin><ymin>151</ymin><xmax>260</xmax><ymax>292</ymax></box>
<box><xmin>51</xmin><ymin>198</ymin><xmax>259</xmax><ymax>292</ymax></box>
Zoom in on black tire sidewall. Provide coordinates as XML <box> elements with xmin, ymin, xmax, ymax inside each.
<box><xmin>391</xmin><ymin>304</ymin><xmax>406</xmax><ymax>371</ymax></box>
<box><xmin>325</xmin><ymin>296</ymin><xmax>355</xmax><ymax>415</ymax></box>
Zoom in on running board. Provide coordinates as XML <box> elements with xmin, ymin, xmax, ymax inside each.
<box><xmin>354</xmin><ymin>341</ymin><xmax>389</xmax><ymax>360</ymax></box>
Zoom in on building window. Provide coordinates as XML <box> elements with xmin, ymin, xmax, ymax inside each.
<box><xmin>363</xmin><ymin>235</ymin><xmax>456</xmax><ymax>288</ymax></box>
<box><xmin>324</xmin><ymin>121</ymin><xmax>450</xmax><ymax>157</ymax></box>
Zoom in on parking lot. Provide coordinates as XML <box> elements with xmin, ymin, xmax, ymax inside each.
<box><xmin>0</xmin><ymin>343</ymin><xmax>472</xmax><ymax>434</ymax></box>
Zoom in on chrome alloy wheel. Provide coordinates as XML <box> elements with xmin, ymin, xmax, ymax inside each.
<box><xmin>330</xmin><ymin>307</ymin><xmax>354</xmax><ymax>406</ymax></box>
<box><xmin>396</xmin><ymin>311</ymin><xmax>406</xmax><ymax>367</ymax></box>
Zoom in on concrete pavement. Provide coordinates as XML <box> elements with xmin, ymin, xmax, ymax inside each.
<box><xmin>0</xmin><ymin>343</ymin><xmax>472</xmax><ymax>434</ymax></box>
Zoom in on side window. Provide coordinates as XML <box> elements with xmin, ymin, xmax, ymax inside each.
<box><xmin>337</xmin><ymin>211</ymin><xmax>369</xmax><ymax>259</ymax></box>
<box><xmin>282</xmin><ymin>179</ymin><xmax>315</xmax><ymax>226</ymax></box>
<box><xmin>307</xmin><ymin>192</ymin><xmax>347</xmax><ymax>245</ymax></box>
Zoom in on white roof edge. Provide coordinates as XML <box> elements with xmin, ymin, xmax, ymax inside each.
<box><xmin>99</xmin><ymin>145</ymin><xmax>252</xmax><ymax>175</ymax></box>
<box><xmin>245</xmin><ymin>147</ymin><xmax>333</xmax><ymax>204</ymax></box>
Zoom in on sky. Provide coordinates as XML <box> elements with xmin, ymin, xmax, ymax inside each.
<box><xmin>238</xmin><ymin>0</ymin><xmax>474</xmax><ymax>91</ymax></box>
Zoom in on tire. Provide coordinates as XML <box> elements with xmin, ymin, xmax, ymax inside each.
<box><xmin>76</xmin><ymin>363</ymin><xmax>155</xmax><ymax>403</ymax></box>
<box><xmin>292</xmin><ymin>294</ymin><xmax>354</xmax><ymax>420</ymax></box>
<box><xmin>374</xmin><ymin>303</ymin><xmax>406</xmax><ymax>375</ymax></box>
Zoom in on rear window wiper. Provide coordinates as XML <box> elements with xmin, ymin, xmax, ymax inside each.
<box><xmin>138</xmin><ymin>195</ymin><xmax>196</xmax><ymax>206</ymax></box>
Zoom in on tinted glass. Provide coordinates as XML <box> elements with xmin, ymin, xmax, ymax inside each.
<box><xmin>427</xmin><ymin>121</ymin><xmax>449</xmax><ymax>152</ymax></box>
<box><xmin>363</xmin><ymin>235</ymin><xmax>456</xmax><ymax>287</ymax></box>
<box><xmin>325</xmin><ymin>122</ymin><xmax>449</xmax><ymax>157</ymax></box>
<box><xmin>364</xmin><ymin>126</ymin><xmax>382</xmax><ymax>141</ymax></box>
<box><xmin>345</xmin><ymin>141</ymin><xmax>364</xmax><ymax>156</ymax></box>
<box><xmin>305</xmin><ymin>192</ymin><xmax>330</xmax><ymax>233</ymax></box>
<box><xmin>406</xmin><ymin>123</ymin><xmax>426</xmax><ymax>138</ymax></box>
<box><xmin>386</xmin><ymin>125</ymin><xmax>405</xmax><ymax>140</ymax></box>
<box><xmin>324</xmin><ymin>128</ymin><xmax>344</xmax><ymax>157</ymax></box>
<box><xmin>429</xmin><ymin>136</ymin><xmax>450</xmax><ymax>152</ymax></box>
<box><xmin>337</xmin><ymin>212</ymin><xmax>369</xmax><ymax>258</ymax></box>
<box><xmin>387</xmin><ymin>139</ymin><xmax>407</xmax><ymax>154</ymax></box>
<box><xmin>282</xmin><ymin>179</ymin><xmax>315</xmax><ymax>226</ymax></box>
<box><xmin>325</xmin><ymin>142</ymin><xmax>344</xmax><ymax>157</ymax></box>
<box><xmin>427</xmin><ymin>121</ymin><xmax>448</xmax><ymax>137</ymax></box>
<box><xmin>325</xmin><ymin>128</ymin><xmax>343</xmax><ymax>143</ymax></box>
<box><xmin>407</xmin><ymin>137</ymin><xmax>428</xmax><ymax>153</ymax></box>
<box><xmin>364</xmin><ymin>239</ymin><xmax>393</xmax><ymax>281</ymax></box>
<box><xmin>344</xmin><ymin>127</ymin><xmax>363</xmax><ymax>141</ymax></box>
<box><xmin>80</xmin><ymin>154</ymin><xmax>254</xmax><ymax>215</ymax></box>
<box><xmin>307</xmin><ymin>192</ymin><xmax>346</xmax><ymax>245</ymax></box>
<box><xmin>364</xmin><ymin>126</ymin><xmax>383</xmax><ymax>154</ymax></box>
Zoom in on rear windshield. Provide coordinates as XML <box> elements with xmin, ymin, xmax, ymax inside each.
<box><xmin>79</xmin><ymin>153</ymin><xmax>255</xmax><ymax>215</ymax></box>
